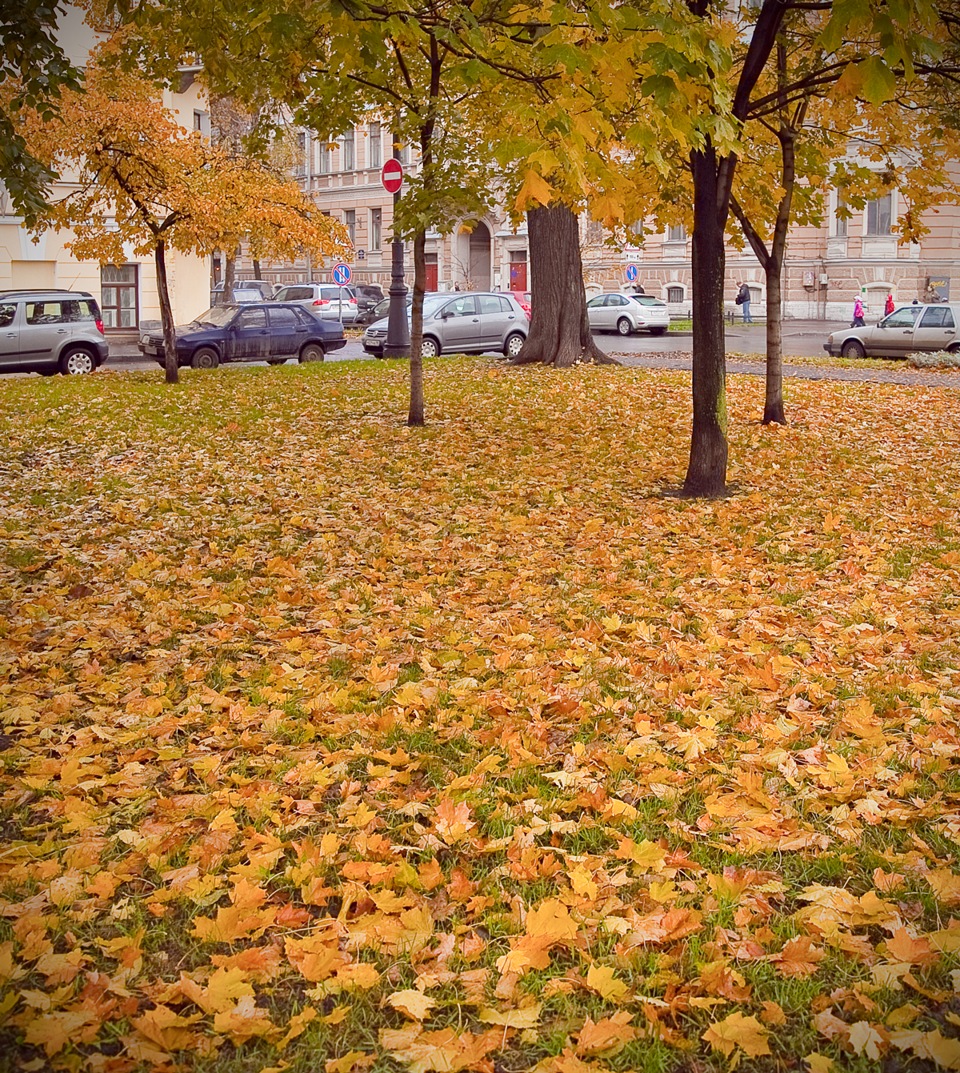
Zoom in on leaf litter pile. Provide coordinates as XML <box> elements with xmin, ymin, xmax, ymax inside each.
<box><xmin>3</xmin><ymin>360</ymin><xmax>960</xmax><ymax>1073</ymax></box>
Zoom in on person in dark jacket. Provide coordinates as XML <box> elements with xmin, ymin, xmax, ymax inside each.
<box><xmin>735</xmin><ymin>282</ymin><xmax>752</xmax><ymax>324</ymax></box>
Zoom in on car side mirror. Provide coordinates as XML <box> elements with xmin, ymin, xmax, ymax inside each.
<box><xmin>441</xmin><ymin>310</ymin><xmax>453</xmax><ymax>319</ymax></box>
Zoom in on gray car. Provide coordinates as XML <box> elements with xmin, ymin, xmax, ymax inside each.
<box><xmin>0</xmin><ymin>289</ymin><xmax>109</xmax><ymax>375</ymax></box>
<box><xmin>361</xmin><ymin>291</ymin><xmax>528</xmax><ymax>358</ymax></box>
<box><xmin>272</xmin><ymin>283</ymin><xmax>359</xmax><ymax>323</ymax></box>
<box><xmin>824</xmin><ymin>302</ymin><xmax>960</xmax><ymax>358</ymax></box>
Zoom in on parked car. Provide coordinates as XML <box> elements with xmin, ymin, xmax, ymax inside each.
<box><xmin>506</xmin><ymin>289</ymin><xmax>532</xmax><ymax>318</ymax></box>
<box><xmin>271</xmin><ymin>283</ymin><xmax>359</xmax><ymax>323</ymax></box>
<box><xmin>356</xmin><ymin>294</ymin><xmax>412</xmax><ymax>326</ymax></box>
<box><xmin>587</xmin><ymin>291</ymin><xmax>670</xmax><ymax>336</ymax></box>
<box><xmin>824</xmin><ymin>303</ymin><xmax>960</xmax><ymax>358</ymax></box>
<box><xmin>138</xmin><ymin>302</ymin><xmax>347</xmax><ymax>368</ymax></box>
<box><xmin>353</xmin><ymin>283</ymin><xmax>385</xmax><ymax>315</ymax></box>
<box><xmin>210</xmin><ymin>280</ymin><xmax>274</xmax><ymax>304</ymax></box>
<box><xmin>361</xmin><ymin>291</ymin><xmax>528</xmax><ymax>358</ymax></box>
<box><xmin>0</xmin><ymin>289</ymin><xmax>108</xmax><ymax>375</ymax></box>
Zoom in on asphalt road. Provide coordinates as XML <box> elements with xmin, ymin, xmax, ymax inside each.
<box><xmin>97</xmin><ymin>319</ymin><xmax>849</xmax><ymax>373</ymax></box>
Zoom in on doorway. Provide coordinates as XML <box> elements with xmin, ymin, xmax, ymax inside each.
<box><xmin>469</xmin><ymin>222</ymin><xmax>491</xmax><ymax>290</ymax></box>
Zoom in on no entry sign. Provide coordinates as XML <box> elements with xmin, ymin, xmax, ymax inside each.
<box><xmin>381</xmin><ymin>159</ymin><xmax>404</xmax><ymax>194</ymax></box>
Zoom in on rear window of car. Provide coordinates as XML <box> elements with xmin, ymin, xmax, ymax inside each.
<box><xmin>319</xmin><ymin>287</ymin><xmax>345</xmax><ymax>301</ymax></box>
<box><xmin>25</xmin><ymin>299</ymin><xmax>98</xmax><ymax>324</ymax></box>
<box><xmin>269</xmin><ymin>307</ymin><xmax>299</xmax><ymax>327</ymax></box>
<box><xmin>276</xmin><ymin>287</ymin><xmax>313</xmax><ymax>301</ymax></box>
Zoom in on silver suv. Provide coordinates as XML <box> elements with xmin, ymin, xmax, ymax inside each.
<box><xmin>272</xmin><ymin>283</ymin><xmax>359</xmax><ymax>323</ymax></box>
<box><xmin>0</xmin><ymin>290</ymin><xmax>109</xmax><ymax>375</ymax></box>
<box><xmin>362</xmin><ymin>291</ymin><xmax>528</xmax><ymax>358</ymax></box>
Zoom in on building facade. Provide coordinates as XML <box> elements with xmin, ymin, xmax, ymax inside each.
<box><xmin>249</xmin><ymin>118</ymin><xmax>960</xmax><ymax>322</ymax></box>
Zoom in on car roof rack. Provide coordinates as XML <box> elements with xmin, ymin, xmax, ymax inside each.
<box><xmin>0</xmin><ymin>289</ymin><xmax>93</xmax><ymax>298</ymax></box>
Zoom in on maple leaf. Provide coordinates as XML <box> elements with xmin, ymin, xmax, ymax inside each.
<box><xmin>576</xmin><ymin>1012</ymin><xmax>637</xmax><ymax>1055</ymax></box>
<box><xmin>703</xmin><ymin>1012</ymin><xmax>771</xmax><ymax>1065</ymax></box>
<box><xmin>584</xmin><ymin>964</ymin><xmax>629</xmax><ymax>1002</ymax></box>
<box><xmin>771</xmin><ymin>935</ymin><xmax>825</xmax><ymax>977</ymax></box>
<box><xmin>387</xmin><ymin>989</ymin><xmax>437</xmax><ymax>1021</ymax></box>
<box><xmin>432</xmin><ymin>798</ymin><xmax>476</xmax><ymax>843</ymax></box>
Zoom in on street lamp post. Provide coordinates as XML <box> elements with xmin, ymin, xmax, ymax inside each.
<box><xmin>382</xmin><ymin>139</ymin><xmax>410</xmax><ymax>359</ymax></box>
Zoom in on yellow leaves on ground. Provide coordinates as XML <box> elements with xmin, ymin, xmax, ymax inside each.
<box><xmin>4</xmin><ymin>363</ymin><xmax>960</xmax><ymax>1070</ymax></box>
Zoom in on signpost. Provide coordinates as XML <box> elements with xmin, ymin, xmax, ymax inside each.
<box><xmin>625</xmin><ymin>263</ymin><xmax>639</xmax><ymax>283</ymax></box>
<box><xmin>382</xmin><ymin>154</ymin><xmax>409</xmax><ymax>359</ymax></box>
<box><xmin>331</xmin><ymin>262</ymin><xmax>351</xmax><ymax>322</ymax></box>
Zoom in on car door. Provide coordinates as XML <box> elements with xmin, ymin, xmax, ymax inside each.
<box><xmin>912</xmin><ymin>305</ymin><xmax>957</xmax><ymax>353</ymax></box>
<box><xmin>20</xmin><ymin>299</ymin><xmax>76</xmax><ymax>368</ymax></box>
<box><xmin>435</xmin><ymin>295</ymin><xmax>481</xmax><ymax>352</ymax></box>
<box><xmin>229</xmin><ymin>306</ymin><xmax>271</xmax><ymax>361</ymax></box>
<box><xmin>266</xmin><ymin>306</ymin><xmax>303</xmax><ymax>358</ymax></box>
<box><xmin>478</xmin><ymin>294</ymin><xmax>517</xmax><ymax>348</ymax></box>
<box><xmin>586</xmin><ymin>294</ymin><xmax>610</xmax><ymax>331</ymax></box>
<box><xmin>0</xmin><ymin>301</ymin><xmax>19</xmax><ymax>369</ymax></box>
<box><xmin>867</xmin><ymin>306</ymin><xmax>922</xmax><ymax>357</ymax></box>
<box><xmin>607</xmin><ymin>293</ymin><xmax>634</xmax><ymax>329</ymax></box>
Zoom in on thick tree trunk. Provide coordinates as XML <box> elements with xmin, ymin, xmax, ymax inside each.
<box><xmin>683</xmin><ymin>147</ymin><xmax>728</xmax><ymax>496</ymax></box>
<box><xmin>252</xmin><ymin>257</ymin><xmax>262</xmax><ymax>280</ymax></box>
<box><xmin>408</xmin><ymin>228</ymin><xmax>425</xmax><ymax>426</ymax></box>
<box><xmin>155</xmin><ymin>239</ymin><xmax>179</xmax><ymax>385</ymax></box>
<box><xmin>512</xmin><ymin>204</ymin><xmax>618</xmax><ymax>367</ymax></box>
<box><xmin>763</xmin><ymin>264</ymin><xmax>786</xmax><ymax>424</ymax></box>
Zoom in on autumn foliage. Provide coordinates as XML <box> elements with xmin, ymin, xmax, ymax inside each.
<box><xmin>2</xmin><ymin>361</ymin><xmax>960</xmax><ymax>1070</ymax></box>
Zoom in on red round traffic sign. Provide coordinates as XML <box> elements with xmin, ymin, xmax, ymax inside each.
<box><xmin>381</xmin><ymin>159</ymin><xmax>404</xmax><ymax>194</ymax></box>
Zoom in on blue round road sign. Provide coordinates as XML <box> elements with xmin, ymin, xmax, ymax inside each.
<box><xmin>332</xmin><ymin>263</ymin><xmax>352</xmax><ymax>286</ymax></box>
<box><xmin>625</xmin><ymin>263</ymin><xmax>639</xmax><ymax>282</ymax></box>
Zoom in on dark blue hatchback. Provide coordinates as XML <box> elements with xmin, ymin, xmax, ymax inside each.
<box><xmin>138</xmin><ymin>302</ymin><xmax>347</xmax><ymax>368</ymax></box>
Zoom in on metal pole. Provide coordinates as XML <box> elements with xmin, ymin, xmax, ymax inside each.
<box><xmin>383</xmin><ymin>135</ymin><xmax>410</xmax><ymax>359</ymax></box>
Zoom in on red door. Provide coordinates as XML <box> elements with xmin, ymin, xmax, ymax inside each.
<box><xmin>425</xmin><ymin>256</ymin><xmax>438</xmax><ymax>292</ymax></box>
<box><xmin>509</xmin><ymin>259</ymin><xmax>527</xmax><ymax>290</ymax></box>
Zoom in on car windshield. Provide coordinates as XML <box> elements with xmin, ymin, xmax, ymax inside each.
<box><xmin>191</xmin><ymin>306</ymin><xmax>237</xmax><ymax>328</ymax></box>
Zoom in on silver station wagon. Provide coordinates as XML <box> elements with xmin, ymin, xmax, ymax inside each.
<box><xmin>824</xmin><ymin>302</ymin><xmax>960</xmax><ymax>359</ymax></box>
<box><xmin>362</xmin><ymin>291</ymin><xmax>528</xmax><ymax>358</ymax></box>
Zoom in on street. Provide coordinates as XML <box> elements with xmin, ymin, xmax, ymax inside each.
<box><xmin>98</xmin><ymin>318</ymin><xmax>849</xmax><ymax>373</ymax></box>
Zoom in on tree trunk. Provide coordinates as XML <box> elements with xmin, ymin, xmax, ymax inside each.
<box><xmin>683</xmin><ymin>146</ymin><xmax>728</xmax><ymax>496</ymax></box>
<box><xmin>511</xmin><ymin>204</ymin><xmax>618</xmax><ymax>367</ymax></box>
<box><xmin>220</xmin><ymin>251</ymin><xmax>236</xmax><ymax>304</ymax></box>
<box><xmin>763</xmin><ymin>263</ymin><xmax>786</xmax><ymax>424</ymax></box>
<box><xmin>408</xmin><ymin>228</ymin><xmax>425</xmax><ymax>426</ymax></box>
<box><xmin>252</xmin><ymin>257</ymin><xmax>262</xmax><ymax>280</ymax></box>
<box><xmin>155</xmin><ymin>238</ymin><xmax>179</xmax><ymax>385</ymax></box>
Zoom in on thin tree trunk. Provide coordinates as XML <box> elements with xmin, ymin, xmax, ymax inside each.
<box><xmin>252</xmin><ymin>257</ymin><xmax>262</xmax><ymax>279</ymax></box>
<box><xmin>763</xmin><ymin>265</ymin><xmax>785</xmax><ymax>423</ymax></box>
<box><xmin>512</xmin><ymin>204</ymin><xmax>618</xmax><ymax>367</ymax></box>
<box><xmin>683</xmin><ymin>146</ymin><xmax>728</xmax><ymax>496</ymax></box>
<box><xmin>155</xmin><ymin>238</ymin><xmax>179</xmax><ymax>385</ymax></box>
<box><xmin>409</xmin><ymin>228</ymin><xmax>425</xmax><ymax>426</ymax></box>
<box><xmin>220</xmin><ymin>251</ymin><xmax>236</xmax><ymax>304</ymax></box>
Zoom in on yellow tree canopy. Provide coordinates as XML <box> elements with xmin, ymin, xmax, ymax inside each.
<box><xmin>17</xmin><ymin>62</ymin><xmax>348</xmax><ymax>266</ymax></box>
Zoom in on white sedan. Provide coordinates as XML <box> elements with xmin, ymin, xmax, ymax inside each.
<box><xmin>587</xmin><ymin>292</ymin><xmax>670</xmax><ymax>336</ymax></box>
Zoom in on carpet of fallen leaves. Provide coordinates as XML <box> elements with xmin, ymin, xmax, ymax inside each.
<box><xmin>3</xmin><ymin>360</ymin><xmax>960</xmax><ymax>1073</ymax></box>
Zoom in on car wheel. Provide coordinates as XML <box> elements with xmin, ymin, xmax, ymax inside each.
<box><xmin>59</xmin><ymin>347</ymin><xmax>95</xmax><ymax>375</ymax></box>
<box><xmin>841</xmin><ymin>339</ymin><xmax>866</xmax><ymax>359</ymax></box>
<box><xmin>191</xmin><ymin>347</ymin><xmax>220</xmax><ymax>369</ymax></box>
<box><xmin>650</xmin><ymin>327</ymin><xmax>667</xmax><ymax>336</ymax></box>
<box><xmin>299</xmin><ymin>344</ymin><xmax>325</xmax><ymax>363</ymax></box>
<box><xmin>420</xmin><ymin>336</ymin><xmax>440</xmax><ymax>358</ymax></box>
<box><xmin>503</xmin><ymin>332</ymin><xmax>525</xmax><ymax>358</ymax></box>
<box><xmin>616</xmin><ymin>317</ymin><xmax>632</xmax><ymax>336</ymax></box>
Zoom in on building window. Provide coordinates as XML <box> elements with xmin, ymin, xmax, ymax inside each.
<box><xmin>341</xmin><ymin>129</ymin><xmax>355</xmax><ymax>171</ymax></box>
<box><xmin>344</xmin><ymin>209</ymin><xmax>356</xmax><ymax>247</ymax></box>
<box><xmin>867</xmin><ymin>194</ymin><xmax>892</xmax><ymax>235</ymax></box>
<box><xmin>370</xmin><ymin>207</ymin><xmax>382</xmax><ymax>251</ymax></box>
<box><xmin>666</xmin><ymin>224</ymin><xmax>685</xmax><ymax>242</ymax></box>
<box><xmin>369</xmin><ymin>123</ymin><xmax>381</xmax><ymax>169</ymax></box>
<box><xmin>318</xmin><ymin>140</ymin><xmax>332</xmax><ymax>174</ymax></box>
<box><xmin>101</xmin><ymin>265</ymin><xmax>138</xmax><ymax>329</ymax></box>
<box><xmin>834</xmin><ymin>195</ymin><xmax>848</xmax><ymax>237</ymax></box>
<box><xmin>667</xmin><ymin>285</ymin><xmax>684</xmax><ymax>303</ymax></box>
<box><xmin>399</xmin><ymin>142</ymin><xmax>410</xmax><ymax>165</ymax></box>
<box><xmin>193</xmin><ymin>110</ymin><xmax>209</xmax><ymax>138</ymax></box>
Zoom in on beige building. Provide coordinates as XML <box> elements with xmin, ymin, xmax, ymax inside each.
<box><xmin>0</xmin><ymin>5</ymin><xmax>211</xmax><ymax>333</ymax></box>
<box><xmin>253</xmin><ymin>118</ymin><xmax>959</xmax><ymax>322</ymax></box>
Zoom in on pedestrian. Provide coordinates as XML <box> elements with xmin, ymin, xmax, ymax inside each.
<box><xmin>852</xmin><ymin>294</ymin><xmax>865</xmax><ymax>327</ymax></box>
<box><xmin>736</xmin><ymin>282</ymin><xmax>752</xmax><ymax>324</ymax></box>
<box><xmin>885</xmin><ymin>293</ymin><xmax>895</xmax><ymax>316</ymax></box>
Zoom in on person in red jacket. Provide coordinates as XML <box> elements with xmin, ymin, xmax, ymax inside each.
<box><xmin>885</xmin><ymin>293</ymin><xmax>895</xmax><ymax>316</ymax></box>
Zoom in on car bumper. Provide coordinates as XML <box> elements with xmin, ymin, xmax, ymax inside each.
<box><xmin>326</xmin><ymin>337</ymin><xmax>347</xmax><ymax>352</ymax></box>
<box><xmin>362</xmin><ymin>340</ymin><xmax>385</xmax><ymax>355</ymax></box>
<box><xmin>823</xmin><ymin>342</ymin><xmax>839</xmax><ymax>355</ymax></box>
